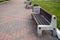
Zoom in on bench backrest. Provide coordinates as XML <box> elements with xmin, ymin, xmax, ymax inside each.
<box><xmin>40</xmin><ymin>8</ymin><xmax>52</xmax><ymax>23</ymax></box>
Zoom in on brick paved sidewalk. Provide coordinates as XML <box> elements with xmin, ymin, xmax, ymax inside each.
<box><xmin>0</xmin><ymin>0</ymin><xmax>58</xmax><ymax>40</ymax></box>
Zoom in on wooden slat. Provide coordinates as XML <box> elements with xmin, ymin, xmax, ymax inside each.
<box><xmin>32</xmin><ymin>14</ymin><xmax>50</xmax><ymax>25</ymax></box>
<box><xmin>40</xmin><ymin>8</ymin><xmax>52</xmax><ymax>23</ymax></box>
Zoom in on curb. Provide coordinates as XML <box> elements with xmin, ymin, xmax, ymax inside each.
<box><xmin>56</xmin><ymin>28</ymin><xmax>60</xmax><ymax>40</ymax></box>
<box><xmin>0</xmin><ymin>1</ymin><xmax>8</xmax><ymax>4</ymax></box>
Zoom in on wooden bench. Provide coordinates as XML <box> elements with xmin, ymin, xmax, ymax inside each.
<box><xmin>31</xmin><ymin>8</ymin><xmax>57</xmax><ymax>36</ymax></box>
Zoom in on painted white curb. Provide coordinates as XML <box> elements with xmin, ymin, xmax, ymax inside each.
<box><xmin>56</xmin><ymin>28</ymin><xmax>60</xmax><ymax>39</ymax></box>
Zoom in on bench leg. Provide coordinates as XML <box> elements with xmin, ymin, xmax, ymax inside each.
<box><xmin>52</xmin><ymin>28</ymin><xmax>57</xmax><ymax>37</ymax></box>
<box><xmin>37</xmin><ymin>30</ymin><xmax>42</xmax><ymax>36</ymax></box>
<box><xmin>31</xmin><ymin>14</ymin><xmax>34</xmax><ymax>20</ymax></box>
<box><xmin>25</xmin><ymin>5</ymin><xmax>29</xmax><ymax>9</ymax></box>
<box><xmin>27</xmin><ymin>6</ymin><xmax>29</xmax><ymax>9</ymax></box>
<box><xmin>25</xmin><ymin>5</ymin><xmax>27</xmax><ymax>8</ymax></box>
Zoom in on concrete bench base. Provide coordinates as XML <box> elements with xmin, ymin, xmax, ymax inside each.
<box><xmin>56</xmin><ymin>28</ymin><xmax>60</xmax><ymax>39</ymax></box>
<box><xmin>25</xmin><ymin>5</ymin><xmax>32</xmax><ymax>9</ymax></box>
<box><xmin>24</xmin><ymin>0</ymin><xmax>32</xmax><ymax>9</ymax></box>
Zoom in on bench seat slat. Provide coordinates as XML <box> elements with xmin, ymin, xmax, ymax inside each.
<box><xmin>32</xmin><ymin>14</ymin><xmax>50</xmax><ymax>25</ymax></box>
<box><xmin>37</xmin><ymin>15</ymin><xmax>48</xmax><ymax>25</ymax></box>
<box><xmin>40</xmin><ymin>8</ymin><xmax>52</xmax><ymax>23</ymax></box>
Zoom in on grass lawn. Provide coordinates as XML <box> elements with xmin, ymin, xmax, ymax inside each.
<box><xmin>31</xmin><ymin>0</ymin><xmax>60</xmax><ymax>30</ymax></box>
<box><xmin>0</xmin><ymin>0</ymin><xmax>8</xmax><ymax>2</ymax></box>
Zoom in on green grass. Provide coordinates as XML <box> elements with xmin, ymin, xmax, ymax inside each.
<box><xmin>31</xmin><ymin>0</ymin><xmax>60</xmax><ymax>30</ymax></box>
<box><xmin>0</xmin><ymin>0</ymin><xmax>8</xmax><ymax>2</ymax></box>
